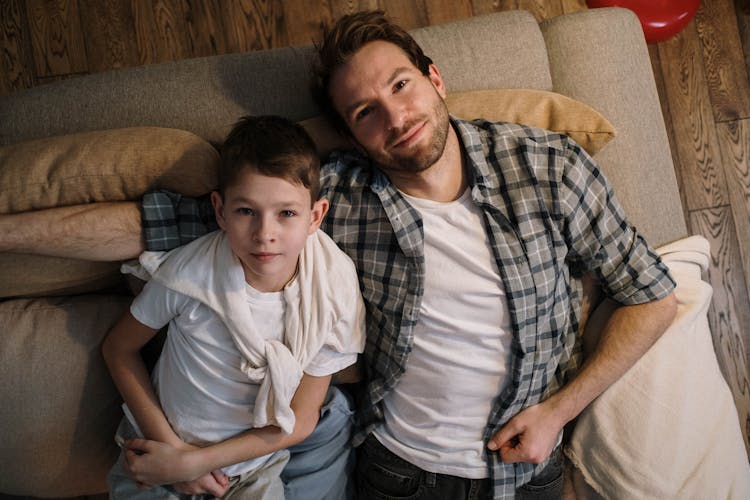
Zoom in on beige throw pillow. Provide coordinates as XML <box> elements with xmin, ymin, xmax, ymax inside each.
<box><xmin>445</xmin><ymin>88</ymin><xmax>616</xmax><ymax>155</ymax></box>
<box><xmin>0</xmin><ymin>127</ymin><xmax>219</xmax><ymax>214</ymax></box>
<box><xmin>0</xmin><ymin>127</ymin><xmax>220</xmax><ymax>298</ymax></box>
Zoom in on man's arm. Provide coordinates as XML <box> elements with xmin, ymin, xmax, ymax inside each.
<box><xmin>122</xmin><ymin>372</ymin><xmax>332</xmax><ymax>487</ymax></box>
<box><xmin>0</xmin><ymin>202</ymin><xmax>143</xmax><ymax>260</ymax></box>
<box><xmin>488</xmin><ymin>292</ymin><xmax>677</xmax><ymax>463</ymax></box>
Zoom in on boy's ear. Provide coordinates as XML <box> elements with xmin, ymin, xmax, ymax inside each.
<box><xmin>308</xmin><ymin>198</ymin><xmax>329</xmax><ymax>234</ymax></box>
<box><xmin>211</xmin><ymin>191</ymin><xmax>227</xmax><ymax>230</ymax></box>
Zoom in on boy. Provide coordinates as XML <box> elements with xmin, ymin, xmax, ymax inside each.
<box><xmin>102</xmin><ymin>115</ymin><xmax>365</xmax><ymax>499</ymax></box>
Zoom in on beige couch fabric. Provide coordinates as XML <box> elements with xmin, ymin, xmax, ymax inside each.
<box><xmin>0</xmin><ymin>295</ymin><xmax>130</xmax><ymax>496</ymax></box>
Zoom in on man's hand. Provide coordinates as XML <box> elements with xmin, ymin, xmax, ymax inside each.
<box><xmin>486</xmin><ymin>400</ymin><xmax>564</xmax><ymax>464</ymax></box>
<box><xmin>173</xmin><ymin>470</ymin><xmax>230</xmax><ymax>497</ymax></box>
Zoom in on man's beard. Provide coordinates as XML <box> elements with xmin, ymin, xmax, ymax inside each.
<box><xmin>370</xmin><ymin>98</ymin><xmax>450</xmax><ymax>174</ymax></box>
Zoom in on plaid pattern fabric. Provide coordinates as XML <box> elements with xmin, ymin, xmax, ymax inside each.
<box><xmin>142</xmin><ymin>190</ymin><xmax>218</xmax><ymax>251</ymax></box>
<box><xmin>142</xmin><ymin>118</ymin><xmax>675</xmax><ymax>498</ymax></box>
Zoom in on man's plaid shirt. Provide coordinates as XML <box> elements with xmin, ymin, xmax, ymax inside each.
<box><xmin>142</xmin><ymin>117</ymin><xmax>675</xmax><ymax>498</ymax></box>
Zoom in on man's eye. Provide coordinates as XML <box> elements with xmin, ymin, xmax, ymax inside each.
<box><xmin>394</xmin><ymin>80</ymin><xmax>407</xmax><ymax>91</ymax></box>
<box><xmin>355</xmin><ymin>106</ymin><xmax>371</xmax><ymax>122</ymax></box>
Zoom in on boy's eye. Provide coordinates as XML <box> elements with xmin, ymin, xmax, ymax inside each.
<box><xmin>238</xmin><ymin>208</ymin><xmax>254</xmax><ymax>216</ymax></box>
<box><xmin>394</xmin><ymin>80</ymin><xmax>407</xmax><ymax>92</ymax></box>
<box><xmin>281</xmin><ymin>210</ymin><xmax>296</xmax><ymax>217</ymax></box>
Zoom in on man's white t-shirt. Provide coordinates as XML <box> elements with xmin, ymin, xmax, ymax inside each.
<box><xmin>373</xmin><ymin>188</ymin><xmax>513</xmax><ymax>478</ymax></box>
<box><xmin>127</xmin><ymin>277</ymin><xmax>357</xmax><ymax>477</ymax></box>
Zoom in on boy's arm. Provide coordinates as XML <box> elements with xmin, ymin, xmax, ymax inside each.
<box><xmin>101</xmin><ymin>310</ymin><xmax>183</xmax><ymax>447</ymax></box>
<box><xmin>103</xmin><ymin>310</ymin><xmax>230</xmax><ymax>495</ymax></box>
<box><xmin>122</xmin><ymin>372</ymin><xmax>331</xmax><ymax>486</ymax></box>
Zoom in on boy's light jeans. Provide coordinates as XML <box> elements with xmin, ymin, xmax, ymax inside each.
<box><xmin>107</xmin><ymin>386</ymin><xmax>356</xmax><ymax>499</ymax></box>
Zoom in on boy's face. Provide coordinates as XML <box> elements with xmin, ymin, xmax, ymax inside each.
<box><xmin>329</xmin><ymin>40</ymin><xmax>450</xmax><ymax>176</ymax></box>
<box><xmin>211</xmin><ymin>169</ymin><xmax>328</xmax><ymax>292</ymax></box>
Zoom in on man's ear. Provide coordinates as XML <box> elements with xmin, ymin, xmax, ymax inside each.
<box><xmin>428</xmin><ymin>63</ymin><xmax>447</xmax><ymax>99</ymax></box>
<box><xmin>309</xmin><ymin>197</ymin><xmax>330</xmax><ymax>234</ymax></box>
<box><xmin>211</xmin><ymin>191</ymin><xmax>227</xmax><ymax>231</ymax></box>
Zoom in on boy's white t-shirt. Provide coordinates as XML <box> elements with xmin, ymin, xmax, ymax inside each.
<box><xmin>127</xmin><ymin>276</ymin><xmax>357</xmax><ymax>477</ymax></box>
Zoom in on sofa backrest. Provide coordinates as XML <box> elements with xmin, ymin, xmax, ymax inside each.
<box><xmin>0</xmin><ymin>8</ymin><xmax>688</xmax><ymax>247</ymax></box>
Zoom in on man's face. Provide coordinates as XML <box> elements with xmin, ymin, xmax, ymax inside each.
<box><xmin>330</xmin><ymin>41</ymin><xmax>450</xmax><ymax>175</ymax></box>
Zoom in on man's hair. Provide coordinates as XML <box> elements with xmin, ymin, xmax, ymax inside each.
<box><xmin>311</xmin><ymin>10</ymin><xmax>433</xmax><ymax>135</ymax></box>
<box><xmin>219</xmin><ymin>115</ymin><xmax>320</xmax><ymax>202</ymax></box>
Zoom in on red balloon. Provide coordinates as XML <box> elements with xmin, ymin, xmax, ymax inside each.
<box><xmin>586</xmin><ymin>0</ymin><xmax>701</xmax><ymax>43</ymax></box>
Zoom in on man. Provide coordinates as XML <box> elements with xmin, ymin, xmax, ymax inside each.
<box><xmin>306</xmin><ymin>11</ymin><xmax>675</xmax><ymax>499</ymax></box>
<box><xmin>1</xmin><ymin>10</ymin><xmax>677</xmax><ymax>499</ymax></box>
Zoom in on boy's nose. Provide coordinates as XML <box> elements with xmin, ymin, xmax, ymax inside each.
<box><xmin>253</xmin><ymin>218</ymin><xmax>276</xmax><ymax>242</ymax></box>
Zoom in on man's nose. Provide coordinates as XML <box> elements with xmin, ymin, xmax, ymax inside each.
<box><xmin>383</xmin><ymin>100</ymin><xmax>406</xmax><ymax>131</ymax></box>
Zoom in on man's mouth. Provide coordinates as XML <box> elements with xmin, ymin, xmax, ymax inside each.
<box><xmin>391</xmin><ymin>121</ymin><xmax>426</xmax><ymax>149</ymax></box>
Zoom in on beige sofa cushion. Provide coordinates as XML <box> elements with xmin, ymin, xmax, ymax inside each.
<box><xmin>0</xmin><ymin>253</ymin><xmax>124</xmax><ymax>298</ymax></box>
<box><xmin>301</xmin><ymin>89</ymin><xmax>616</xmax><ymax>157</ymax></box>
<box><xmin>0</xmin><ymin>127</ymin><xmax>220</xmax><ymax>298</ymax></box>
<box><xmin>0</xmin><ymin>295</ymin><xmax>131</xmax><ymax>496</ymax></box>
<box><xmin>0</xmin><ymin>127</ymin><xmax>219</xmax><ymax>214</ymax></box>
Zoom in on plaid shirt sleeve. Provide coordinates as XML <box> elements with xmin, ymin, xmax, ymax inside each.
<box><xmin>557</xmin><ymin>141</ymin><xmax>675</xmax><ymax>304</ymax></box>
<box><xmin>141</xmin><ymin>190</ymin><xmax>217</xmax><ymax>251</ymax></box>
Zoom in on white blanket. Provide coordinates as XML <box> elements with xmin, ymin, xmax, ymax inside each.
<box><xmin>125</xmin><ymin>229</ymin><xmax>364</xmax><ymax>435</ymax></box>
<box><xmin>566</xmin><ymin>235</ymin><xmax>750</xmax><ymax>499</ymax></box>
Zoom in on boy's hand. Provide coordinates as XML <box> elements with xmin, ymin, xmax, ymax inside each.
<box><xmin>124</xmin><ymin>438</ymin><xmax>205</xmax><ymax>487</ymax></box>
<box><xmin>173</xmin><ymin>470</ymin><xmax>230</xmax><ymax>496</ymax></box>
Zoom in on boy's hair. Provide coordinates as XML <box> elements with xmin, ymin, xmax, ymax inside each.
<box><xmin>219</xmin><ymin>115</ymin><xmax>321</xmax><ymax>202</ymax></box>
<box><xmin>311</xmin><ymin>10</ymin><xmax>433</xmax><ymax>136</ymax></box>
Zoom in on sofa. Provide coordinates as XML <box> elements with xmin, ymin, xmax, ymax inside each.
<box><xmin>1</xmin><ymin>7</ymin><xmax>748</xmax><ymax>499</ymax></box>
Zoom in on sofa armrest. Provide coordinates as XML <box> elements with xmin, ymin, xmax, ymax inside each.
<box><xmin>542</xmin><ymin>7</ymin><xmax>687</xmax><ymax>248</ymax></box>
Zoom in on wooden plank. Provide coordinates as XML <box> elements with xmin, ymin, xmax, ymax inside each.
<box><xmin>717</xmin><ymin>119</ymin><xmax>750</xmax><ymax>298</ymax></box>
<box><xmin>0</xmin><ymin>0</ymin><xmax>36</xmax><ymax>95</ymax></box>
<box><xmin>131</xmin><ymin>0</ymin><xmax>191</xmax><ymax>65</ymax></box>
<box><xmin>282</xmin><ymin>0</ymin><xmax>332</xmax><ymax>47</ymax></box>
<box><xmin>471</xmin><ymin>0</ymin><xmax>564</xmax><ymax>22</ymax></box>
<box><xmin>221</xmin><ymin>0</ymin><xmax>285</xmax><ymax>52</ymax></box>
<box><xmin>329</xmin><ymin>0</ymin><xmax>380</xmax><ymax>16</ymax></box>
<box><xmin>182</xmin><ymin>0</ymin><xmax>230</xmax><ymax>57</ymax></box>
<box><xmin>657</xmin><ymin>20</ymin><xmax>728</xmax><ymax>211</ymax></box>
<box><xmin>379</xmin><ymin>0</ymin><xmax>429</xmax><ymax>30</ymax></box>
<box><xmin>695</xmin><ymin>0</ymin><xmax>750</xmax><ymax>122</ymax></box>
<box><xmin>27</xmin><ymin>0</ymin><xmax>87</xmax><ymax>77</ymax></box>
<box><xmin>690</xmin><ymin>206</ymin><xmax>750</xmax><ymax>458</ymax></box>
<box><xmin>560</xmin><ymin>0</ymin><xmax>586</xmax><ymax>15</ymax></box>
<box><xmin>424</xmin><ymin>0</ymin><xmax>473</xmax><ymax>25</ymax></box>
<box><xmin>78</xmin><ymin>0</ymin><xmax>139</xmax><ymax>72</ymax></box>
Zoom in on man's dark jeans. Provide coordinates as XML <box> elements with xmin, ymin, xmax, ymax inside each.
<box><xmin>355</xmin><ymin>434</ymin><xmax>564</xmax><ymax>499</ymax></box>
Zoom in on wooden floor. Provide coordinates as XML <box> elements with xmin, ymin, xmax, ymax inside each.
<box><xmin>2</xmin><ymin>0</ymin><xmax>749</xmax><ymax>451</ymax></box>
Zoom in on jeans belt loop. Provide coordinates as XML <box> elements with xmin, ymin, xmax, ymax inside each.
<box><xmin>424</xmin><ymin>471</ymin><xmax>437</xmax><ymax>487</ymax></box>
